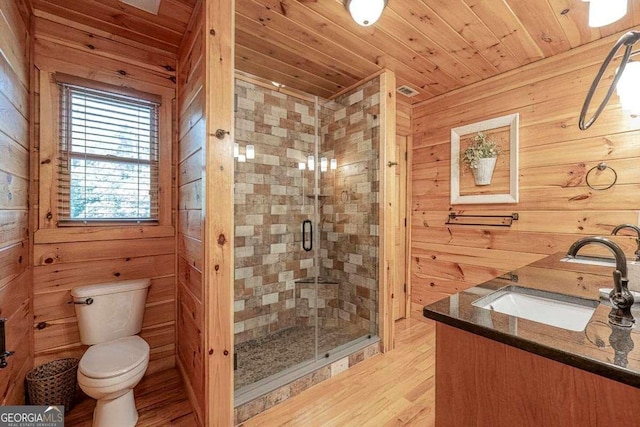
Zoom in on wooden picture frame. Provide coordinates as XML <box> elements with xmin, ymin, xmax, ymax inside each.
<box><xmin>450</xmin><ymin>113</ymin><xmax>519</xmax><ymax>205</ymax></box>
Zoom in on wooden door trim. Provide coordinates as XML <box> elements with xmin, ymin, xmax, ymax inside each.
<box><xmin>405</xmin><ymin>134</ymin><xmax>413</xmax><ymax>318</ymax></box>
<box><xmin>393</xmin><ymin>134</ymin><xmax>408</xmax><ymax>321</ymax></box>
<box><xmin>379</xmin><ymin>69</ymin><xmax>397</xmax><ymax>352</ymax></box>
<box><xmin>203</xmin><ymin>0</ymin><xmax>234</xmax><ymax>424</ymax></box>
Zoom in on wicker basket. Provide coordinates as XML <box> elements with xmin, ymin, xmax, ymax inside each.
<box><xmin>26</xmin><ymin>358</ymin><xmax>79</xmax><ymax>413</ymax></box>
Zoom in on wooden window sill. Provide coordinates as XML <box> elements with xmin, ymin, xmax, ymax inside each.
<box><xmin>34</xmin><ymin>225</ymin><xmax>175</xmax><ymax>244</ymax></box>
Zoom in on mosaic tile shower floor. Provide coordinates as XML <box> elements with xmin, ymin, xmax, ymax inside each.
<box><xmin>234</xmin><ymin>323</ymin><xmax>370</xmax><ymax>389</ymax></box>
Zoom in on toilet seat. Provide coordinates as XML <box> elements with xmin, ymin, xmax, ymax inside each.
<box><xmin>79</xmin><ymin>336</ymin><xmax>149</xmax><ymax>380</ymax></box>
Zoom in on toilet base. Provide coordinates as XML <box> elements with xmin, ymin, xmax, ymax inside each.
<box><xmin>93</xmin><ymin>389</ymin><xmax>138</xmax><ymax>427</ymax></box>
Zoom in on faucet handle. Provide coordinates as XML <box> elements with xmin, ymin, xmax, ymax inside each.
<box><xmin>610</xmin><ymin>271</ymin><xmax>634</xmax><ymax>309</ymax></box>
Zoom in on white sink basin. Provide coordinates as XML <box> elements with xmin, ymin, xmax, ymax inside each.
<box><xmin>472</xmin><ymin>286</ymin><xmax>598</xmax><ymax>332</ymax></box>
<box><xmin>561</xmin><ymin>256</ymin><xmax>640</xmax><ymax>296</ymax></box>
<box><xmin>561</xmin><ymin>255</ymin><xmax>618</xmax><ymax>268</ymax></box>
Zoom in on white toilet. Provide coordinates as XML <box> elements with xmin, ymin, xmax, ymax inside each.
<box><xmin>71</xmin><ymin>279</ymin><xmax>151</xmax><ymax>427</ymax></box>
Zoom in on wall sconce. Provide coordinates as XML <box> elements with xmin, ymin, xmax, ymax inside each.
<box><xmin>345</xmin><ymin>0</ymin><xmax>387</xmax><ymax>27</ymax></box>
<box><xmin>234</xmin><ymin>143</ymin><xmax>239</xmax><ymax>158</ymax></box>
<box><xmin>246</xmin><ymin>145</ymin><xmax>255</xmax><ymax>160</ymax></box>
<box><xmin>307</xmin><ymin>155</ymin><xmax>315</xmax><ymax>170</ymax></box>
<box><xmin>582</xmin><ymin>0</ymin><xmax>627</xmax><ymax>27</ymax></box>
<box><xmin>617</xmin><ymin>61</ymin><xmax>640</xmax><ymax>115</ymax></box>
<box><xmin>298</xmin><ymin>162</ymin><xmax>306</xmax><ymax>170</ymax></box>
<box><xmin>330</xmin><ymin>159</ymin><xmax>338</xmax><ymax>170</ymax></box>
<box><xmin>238</xmin><ymin>154</ymin><xmax>246</xmax><ymax>163</ymax></box>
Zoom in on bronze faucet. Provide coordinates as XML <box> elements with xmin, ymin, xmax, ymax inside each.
<box><xmin>567</xmin><ymin>236</ymin><xmax>634</xmax><ymax>327</ymax></box>
<box><xmin>611</xmin><ymin>224</ymin><xmax>640</xmax><ymax>261</ymax></box>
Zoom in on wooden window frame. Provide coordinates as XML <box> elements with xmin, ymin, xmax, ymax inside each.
<box><xmin>57</xmin><ymin>80</ymin><xmax>160</xmax><ymax>225</ymax></box>
<box><xmin>35</xmin><ymin>70</ymin><xmax>174</xmax><ymax>244</ymax></box>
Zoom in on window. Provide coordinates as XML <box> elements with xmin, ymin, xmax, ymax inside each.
<box><xmin>57</xmin><ymin>83</ymin><xmax>160</xmax><ymax>224</ymax></box>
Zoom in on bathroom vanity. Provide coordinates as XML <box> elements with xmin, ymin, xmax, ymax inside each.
<box><xmin>424</xmin><ymin>252</ymin><xmax>640</xmax><ymax>426</ymax></box>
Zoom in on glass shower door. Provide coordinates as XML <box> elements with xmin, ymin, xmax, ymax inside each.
<box><xmin>233</xmin><ymin>80</ymin><xmax>319</xmax><ymax>391</ymax></box>
<box><xmin>315</xmin><ymin>78</ymin><xmax>381</xmax><ymax>357</ymax></box>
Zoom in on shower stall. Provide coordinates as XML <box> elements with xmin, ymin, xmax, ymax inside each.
<box><xmin>233</xmin><ymin>76</ymin><xmax>382</xmax><ymax>399</ymax></box>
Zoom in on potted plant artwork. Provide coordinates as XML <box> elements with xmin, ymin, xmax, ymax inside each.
<box><xmin>461</xmin><ymin>132</ymin><xmax>500</xmax><ymax>186</ymax></box>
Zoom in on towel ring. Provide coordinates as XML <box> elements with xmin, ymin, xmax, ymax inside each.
<box><xmin>586</xmin><ymin>163</ymin><xmax>617</xmax><ymax>191</ymax></box>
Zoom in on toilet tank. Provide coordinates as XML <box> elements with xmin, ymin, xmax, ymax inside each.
<box><xmin>71</xmin><ymin>279</ymin><xmax>151</xmax><ymax>345</ymax></box>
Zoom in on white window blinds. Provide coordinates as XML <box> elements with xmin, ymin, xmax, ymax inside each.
<box><xmin>57</xmin><ymin>83</ymin><xmax>160</xmax><ymax>224</ymax></box>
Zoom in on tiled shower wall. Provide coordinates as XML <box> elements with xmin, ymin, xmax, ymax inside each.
<box><xmin>318</xmin><ymin>77</ymin><xmax>380</xmax><ymax>333</ymax></box>
<box><xmin>233</xmin><ymin>76</ymin><xmax>381</xmax><ymax>344</ymax></box>
<box><xmin>234</xmin><ymin>79</ymin><xmax>317</xmax><ymax>344</ymax></box>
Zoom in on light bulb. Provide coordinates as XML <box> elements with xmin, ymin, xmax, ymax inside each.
<box><xmin>617</xmin><ymin>61</ymin><xmax>640</xmax><ymax>115</ymax></box>
<box><xmin>307</xmin><ymin>155</ymin><xmax>315</xmax><ymax>170</ymax></box>
<box><xmin>320</xmin><ymin>157</ymin><xmax>328</xmax><ymax>172</ymax></box>
<box><xmin>347</xmin><ymin>0</ymin><xmax>387</xmax><ymax>27</ymax></box>
<box><xmin>298</xmin><ymin>162</ymin><xmax>306</xmax><ymax>170</ymax></box>
<box><xmin>234</xmin><ymin>143</ymin><xmax>239</xmax><ymax>158</ymax></box>
<box><xmin>330</xmin><ymin>159</ymin><xmax>337</xmax><ymax>170</ymax></box>
<box><xmin>583</xmin><ymin>0</ymin><xmax>627</xmax><ymax>27</ymax></box>
<box><xmin>246</xmin><ymin>145</ymin><xmax>255</xmax><ymax>160</ymax></box>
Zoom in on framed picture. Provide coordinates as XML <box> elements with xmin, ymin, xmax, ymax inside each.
<box><xmin>450</xmin><ymin>113</ymin><xmax>519</xmax><ymax>205</ymax></box>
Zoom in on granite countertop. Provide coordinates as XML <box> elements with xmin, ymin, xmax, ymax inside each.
<box><xmin>423</xmin><ymin>252</ymin><xmax>640</xmax><ymax>388</ymax></box>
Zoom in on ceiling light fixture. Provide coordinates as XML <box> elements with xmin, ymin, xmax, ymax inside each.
<box><xmin>582</xmin><ymin>0</ymin><xmax>627</xmax><ymax>27</ymax></box>
<box><xmin>346</xmin><ymin>0</ymin><xmax>387</xmax><ymax>27</ymax></box>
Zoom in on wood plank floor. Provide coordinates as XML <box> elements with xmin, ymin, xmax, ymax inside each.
<box><xmin>65</xmin><ymin>368</ymin><xmax>197</xmax><ymax>426</ymax></box>
<box><xmin>240</xmin><ymin>317</ymin><xmax>436</xmax><ymax>427</ymax></box>
<box><xmin>65</xmin><ymin>318</ymin><xmax>434</xmax><ymax>426</ymax></box>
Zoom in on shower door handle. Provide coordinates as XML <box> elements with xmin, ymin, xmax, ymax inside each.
<box><xmin>302</xmin><ymin>220</ymin><xmax>313</xmax><ymax>252</ymax></box>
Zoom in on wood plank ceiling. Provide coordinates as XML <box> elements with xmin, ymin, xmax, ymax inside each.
<box><xmin>31</xmin><ymin>0</ymin><xmax>640</xmax><ymax>104</ymax></box>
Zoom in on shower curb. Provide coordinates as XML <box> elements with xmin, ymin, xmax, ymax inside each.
<box><xmin>234</xmin><ymin>340</ymin><xmax>380</xmax><ymax>425</ymax></box>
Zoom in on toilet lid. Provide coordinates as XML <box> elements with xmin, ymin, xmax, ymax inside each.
<box><xmin>80</xmin><ymin>336</ymin><xmax>149</xmax><ymax>379</ymax></box>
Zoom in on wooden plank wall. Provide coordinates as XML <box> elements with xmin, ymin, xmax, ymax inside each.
<box><xmin>397</xmin><ymin>100</ymin><xmax>413</xmax><ymax>319</ymax></box>
<box><xmin>410</xmin><ymin>30</ymin><xmax>640</xmax><ymax>314</ymax></box>
<box><xmin>397</xmin><ymin>100</ymin><xmax>411</xmax><ymax>138</ymax></box>
<box><xmin>30</xmin><ymin>13</ymin><xmax>178</xmax><ymax>376</ymax></box>
<box><xmin>0</xmin><ymin>0</ymin><xmax>33</xmax><ymax>405</ymax></box>
<box><xmin>176</xmin><ymin>2</ymin><xmax>205</xmax><ymax>424</ymax></box>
